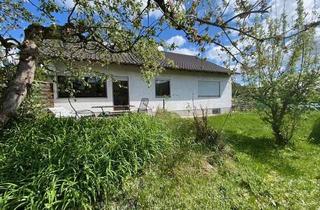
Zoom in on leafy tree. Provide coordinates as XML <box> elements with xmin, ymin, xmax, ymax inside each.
<box><xmin>241</xmin><ymin>0</ymin><xmax>320</xmax><ymax>145</ymax></box>
<box><xmin>0</xmin><ymin>0</ymin><xmax>318</xmax><ymax>125</ymax></box>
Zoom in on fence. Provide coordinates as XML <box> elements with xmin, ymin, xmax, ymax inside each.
<box><xmin>34</xmin><ymin>81</ymin><xmax>54</xmax><ymax>108</ymax></box>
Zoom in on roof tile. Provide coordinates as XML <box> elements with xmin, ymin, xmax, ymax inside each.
<box><xmin>39</xmin><ymin>41</ymin><xmax>230</xmax><ymax>74</ymax></box>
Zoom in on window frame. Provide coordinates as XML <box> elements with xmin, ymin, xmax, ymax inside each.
<box><xmin>56</xmin><ymin>76</ymin><xmax>108</xmax><ymax>98</ymax></box>
<box><xmin>155</xmin><ymin>78</ymin><xmax>171</xmax><ymax>98</ymax></box>
<box><xmin>198</xmin><ymin>80</ymin><xmax>221</xmax><ymax>98</ymax></box>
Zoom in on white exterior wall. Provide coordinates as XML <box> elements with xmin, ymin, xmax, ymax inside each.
<box><xmin>53</xmin><ymin>63</ymin><xmax>232</xmax><ymax>116</ymax></box>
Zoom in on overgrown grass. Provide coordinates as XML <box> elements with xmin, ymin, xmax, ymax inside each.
<box><xmin>1</xmin><ymin>111</ymin><xmax>320</xmax><ymax>209</ymax></box>
<box><xmin>0</xmin><ymin>114</ymin><xmax>171</xmax><ymax>209</ymax></box>
<box><xmin>309</xmin><ymin>117</ymin><xmax>320</xmax><ymax>143</ymax></box>
<box><xmin>120</xmin><ymin>111</ymin><xmax>320</xmax><ymax>209</ymax></box>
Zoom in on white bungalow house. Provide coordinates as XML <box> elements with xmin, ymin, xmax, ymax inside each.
<box><xmin>46</xmin><ymin>51</ymin><xmax>232</xmax><ymax>117</ymax></box>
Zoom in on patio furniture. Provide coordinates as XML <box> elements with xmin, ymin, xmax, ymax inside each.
<box><xmin>91</xmin><ymin>105</ymin><xmax>135</xmax><ymax>116</ymax></box>
<box><xmin>75</xmin><ymin>110</ymin><xmax>96</xmax><ymax>118</ymax></box>
<box><xmin>137</xmin><ymin>98</ymin><xmax>149</xmax><ymax>113</ymax></box>
<box><xmin>68</xmin><ymin>98</ymin><xmax>96</xmax><ymax>118</ymax></box>
<box><xmin>48</xmin><ymin>107</ymin><xmax>75</xmax><ymax>117</ymax></box>
<box><xmin>48</xmin><ymin>107</ymin><xmax>95</xmax><ymax>118</ymax></box>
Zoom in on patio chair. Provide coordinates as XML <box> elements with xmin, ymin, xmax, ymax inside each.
<box><xmin>68</xmin><ymin>98</ymin><xmax>96</xmax><ymax>118</ymax></box>
<box><xmin>138</xmin><ymin>98</ymin><xmax>149</xmax><ymax>113</ymax></box>
<box><xmin>75</xmin><ymin>109</ymin><xmax>96</xmax><ymax>118</ymax></box>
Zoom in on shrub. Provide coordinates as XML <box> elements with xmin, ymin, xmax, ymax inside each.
<box><xmin>0</xmin><ymin>114</ymin><xmax>171</xmax><ymax>209</ymax></box>
<box><xmin>309</xmin><ymin>118</ymin><xmax>320</xmax><ymax>143</ymax></box>
<box><xmin>193</xmin><ymin>109</ymin><xmax>223</xmax><ymax>148</ymax></box>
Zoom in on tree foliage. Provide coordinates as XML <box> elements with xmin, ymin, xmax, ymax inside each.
<box><xmin>0</xmin><ymin>0</ymin><xmax>319</xmax><ymax>124</ymax></box>
<box><xmin>241</xmin><ymin>0</ymin><xmax>320</xmax><ymax>145</ymax></box>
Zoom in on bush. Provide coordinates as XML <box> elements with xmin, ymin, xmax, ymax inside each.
<box><xmin>193</xmin><ymin>109</ymin><xmax>223</xmax><ymax>148</ymax></box>
<box><xmin>0</xmin><ymin>114</ymin><xmax>171</xmax><ymax>209</ymax></box>
<box><xmin>309</xmin><ymin>118</ymin><xmax>320</xmax><ymax>143</ymax></box>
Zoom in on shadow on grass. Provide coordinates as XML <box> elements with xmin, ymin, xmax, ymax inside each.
<box><xmin>224</xmin><ymin>130</ymin><xmax>301</xmax><ymax>177</ymax></box>
<box><xmin>309</xmin><ymin>118</ymin><xmax>320</xmax><ymax>144</ymax></box>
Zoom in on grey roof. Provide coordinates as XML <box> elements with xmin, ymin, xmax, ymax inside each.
<box><xmin>161</xmin><ymin>52</ymin><xmax>229</xmax><ymax>74</ymax></box>
<box><xmin>39</xmin><ymin>42</ymin><xmax>230</xmax><ymax>74</ymax></box>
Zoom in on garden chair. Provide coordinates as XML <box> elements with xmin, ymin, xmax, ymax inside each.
<box><xmin>68</xmin><ymin>98</ymin><xmax>96</xmax><ymax>118</ymax></box>
<box><xmin>137</xmin><ymin>98</ymin><xmax>150</xmax><ymax>113</ymax></box>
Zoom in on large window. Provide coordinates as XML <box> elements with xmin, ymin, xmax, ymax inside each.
<box><xmin>57</xmin><ymin>76</ymin><xmax>107</xmax><ymax>98</ymax></box>
<box><xmin>198</xmin><ymin>81</ymin><xmax>220</xmax><ymax>97</ymax></box>
<box><xmin>155</xmin><ymin>79</ymin><xmax>170</xmax><ymax>97</ymax></box>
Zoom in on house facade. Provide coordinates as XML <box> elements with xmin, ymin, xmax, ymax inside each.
<box><xmin>50</xmin><ymin>52</ymin><xmax>232</xmax><ymax>116</ymax></box>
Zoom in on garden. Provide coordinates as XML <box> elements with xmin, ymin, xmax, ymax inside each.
<box><xmin>1</xmin><ymin>0</ymin><xmax>320</xmax><ymax>209</ymax></box>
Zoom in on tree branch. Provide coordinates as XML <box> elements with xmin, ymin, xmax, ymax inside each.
<box><xmin>67</xmin><ymin>1</ymin><xmax>79</xmax><ymax>23</ymax></box>
<box><xmin>212</xmin><ymin>41</ymin><xmax>242</xmax><ymax>65</ymax></box>
<box><xmin>26</xmin><ymin>0</ymin><xmax>55</xmax><ymax>20</ymax></box>
<box><xmin>0</xmin><ymin>35</ymin><xmax>21</xmax><ymax>49</ymax></box>
<box><xmin>224</xmin><ymin>6</ymin><xmax>271</xmax><ymax>24</ymax></box>
<box><xmin>262</xmin><ymin>20</ymin><xmax>320</xmax><ymax>41</ymax></box>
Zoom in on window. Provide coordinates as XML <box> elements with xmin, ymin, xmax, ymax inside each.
<box><xmin>211</xmin><ymin>108</ymin><xmax>221</xmax><ymax>114</ymax></box>
<box><xmin>155</xmin><ymin>79</ymin><xmax>170</xmax><ymax>97</ymax></box>
<box><xmin>57</xmin><ymin>76</ymin><xmax>107</xmax><ymax>98</ymax></box>
<box><xmin>198</xmin><ymin>81</ymin><xmax>220</xmax><ymax>97</ymax></box>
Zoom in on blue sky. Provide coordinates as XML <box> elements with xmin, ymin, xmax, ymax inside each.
<box><xmin>5</xmin><ymin>0</ymin><xmax>245</xmax><ymax>66</ymax></box>
<box><xmin>5</xmin><ymin>0</ymin><xmax>320</xmax><ymax>68</ymax></box>
<box><xmin>141</xmin><ymin>0</ymin><xmax>320</xmax><ymax>67</ymax></box>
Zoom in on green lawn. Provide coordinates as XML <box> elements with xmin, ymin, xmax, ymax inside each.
<box><xmin>119</xmin><ymin>112</ymin><xmax>320</xmax><ymax>209</ymax></box>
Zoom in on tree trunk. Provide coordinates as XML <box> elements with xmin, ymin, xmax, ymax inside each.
<box><xmin>272</xmin><ymin>123</ymin><xmax>287</xmax><ymax>146</ymax></box>
<box><xmin>0</xmin><ymin>40</ymin><xmax>37</xmax><ymax>126</ymax></box>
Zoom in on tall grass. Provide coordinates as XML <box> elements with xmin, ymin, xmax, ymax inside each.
<box><xmin>193</xmin><ymin>109</ymin><xmax>220</xmax><ymax>146</ymax></box>
<box><xmin>0</xmin><ymin>114</ymin><xmax>171</xmax><ymax>209</ymax></box>
<box><xmin>309</xmin><ymin>117</ymin><xmax>320</xmax><ymax>143</ymax></box>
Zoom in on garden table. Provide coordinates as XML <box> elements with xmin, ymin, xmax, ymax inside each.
<box><xmin>91</xmin><ymin>105</ymin><xmax>135</xmax><ymax>116</ymax></box>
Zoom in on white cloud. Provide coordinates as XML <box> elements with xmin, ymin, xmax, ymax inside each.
<box><xmin>148</xmin><ymin>9</ymin><xmax>163</xmax><ymax>19</ymax></box>
<box><xmin>205</xmin><ymin>43</ymin><xmax>241</xmax><ymax>63</ymax></box>
<box><xmin>206</xmin><ymin>45</ymin><xmax>223</xmax><ymax>62</ymax></box>
<box><xmin>171</xmin><ymin>48</ymin><xmax>198</xmax><ymax>56</ymax></box>
<box><xmin>270</xmin><ymin>0</ymin><xmax>319</xmax><ymax>23</ymax></box>
<box><xmin>165</xmin><ymin>35</ymin><xmax>186</xmax><ymax>47</ymax></box>
<box><xmin>164</xmin><ymin>35</ymin><xmax>197</xmax><ymax>56</ymax></box>
<box><xmin>142</xmin><ymin>0</ymin><xmax>186</xmax><ymax>19</ymax></box>
<box><xmin>268</xmin><ymin>0</ymin><xmax>320</xmax><ymax>54</ymax></box>
<box><xmin>55</xmin><ymin>0</ymin><xmax>75</xmax><ymax>8</ymax></box>
<box><xmin>139</xmin><ymin>0</ymin><xmax>163</xmax><ymax>19</ymax></box>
